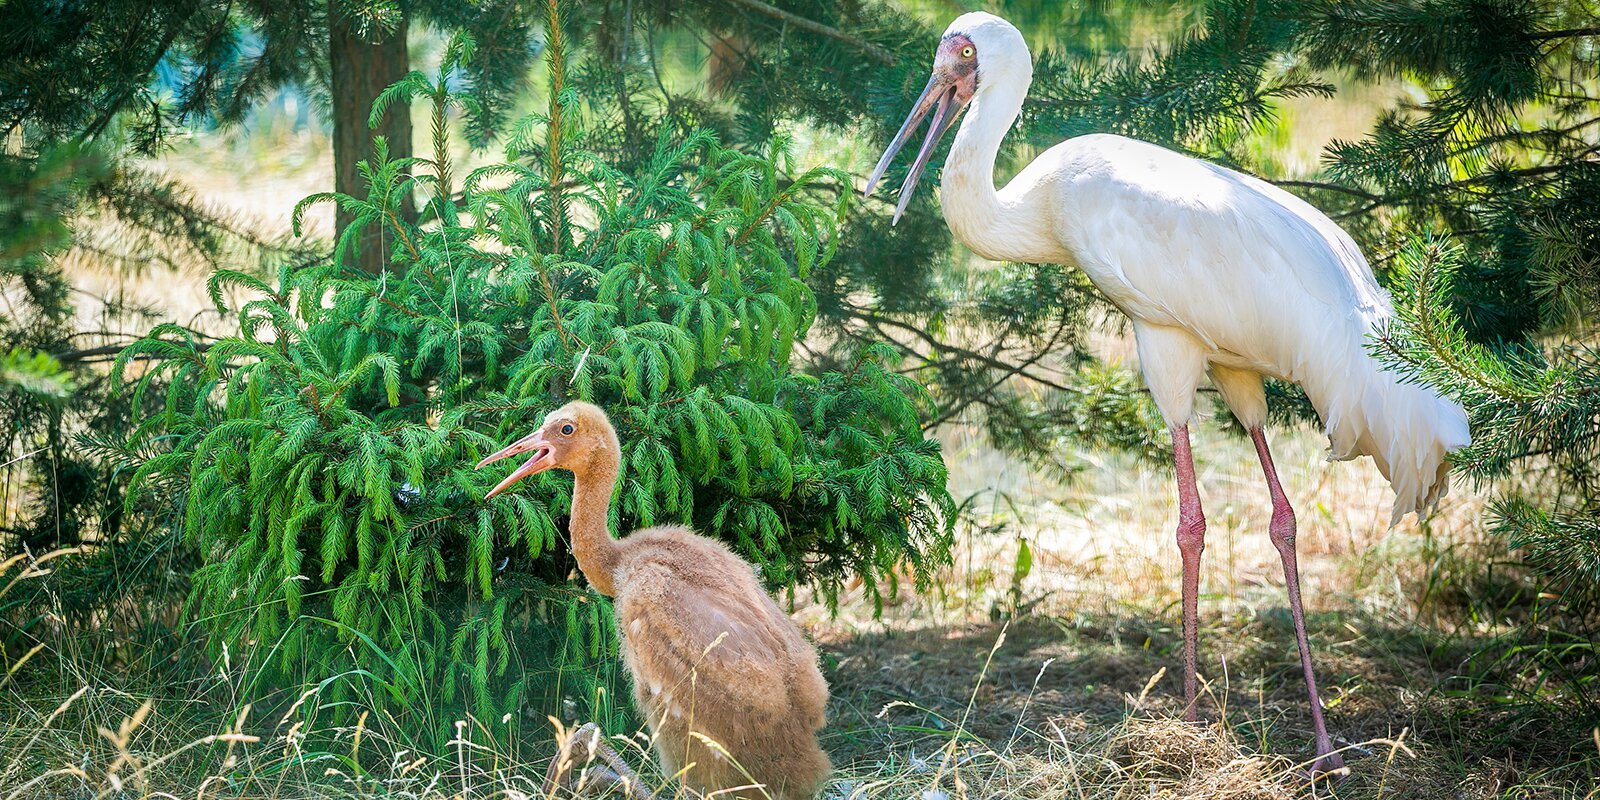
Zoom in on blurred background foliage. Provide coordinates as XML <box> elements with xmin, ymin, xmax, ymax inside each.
<box><xmin>0</xmin><ymin>0</ymin><xmax>1597</xmax><ymax>761</ymax></box>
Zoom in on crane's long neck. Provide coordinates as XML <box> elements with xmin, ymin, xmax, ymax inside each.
<box><xmin>940</xmin><ymin>70</ymin><xmax>1059</xmax><ymax>264</ymax></box>
<box><xmin>569</xmin><ymin>453</ymin><xmax>621</xmax><ymax>597</ymax></box>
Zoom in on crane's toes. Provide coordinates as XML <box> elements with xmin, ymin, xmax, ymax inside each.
<box><xmin>543</xmin><ymin>722</ymin><xmax>603</xmax><ymax>793</ymax></box>
<box><xmin>1301</xmin><ymin>750</ymin><xmax>1347</xmax><ymax>784</ymax></box>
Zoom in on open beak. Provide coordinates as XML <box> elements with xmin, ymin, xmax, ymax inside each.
<box><xmin>863</xmin><ymin>71</ymin><xmax>969</xmax><ymax>225</ymax></box>
<box><xmin>476</xmin><ymin>432</ymin><xmax>553</xmax><ymax>499</ymax></box>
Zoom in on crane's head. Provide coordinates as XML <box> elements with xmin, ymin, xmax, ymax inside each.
<box><xmin>863</xmin><ymin>12</ymin><xmax>1030</xmax><ymax>224</ymax></box>
<box><xmin>476</xmin><ymin>402</ymin><xmax>619</xmax><ymax>498</ymax></box>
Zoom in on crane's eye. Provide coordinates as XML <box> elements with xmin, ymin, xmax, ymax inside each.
<box><xmin>560</xmin><ymin>424</ymin><xmax>575</xmax><ymax>435</ymax></box>
<box><xmin>960</xmin><ymin>45</ymin><xmax>975</xmax><ymax>59</ymax></box>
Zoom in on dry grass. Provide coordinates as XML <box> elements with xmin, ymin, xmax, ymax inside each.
<box><xmin>797</xmin><ymin>421</ymin><xmax>1596</xmax><ymax>799</ymax></box>
<box><xmin>4</xmin><ymin>421</ymin><xmax>1596</xmax><ymax>799</ymax></box>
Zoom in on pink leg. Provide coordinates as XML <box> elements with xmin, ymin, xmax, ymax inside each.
<box><xmin>1171</xmin><ymin>426</ymin><xmax>1207</xmax><ymax>721</ymax></box>
<box><xmin>1250</xmin><ymin>428</ymin><xmax>1344</xmax><ymax>776</ymax></box>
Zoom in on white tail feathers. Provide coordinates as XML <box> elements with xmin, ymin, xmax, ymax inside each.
<box><xmin>1305</xmin><ymin>332</ymin><xmax>1471</xmax><ymax>525</ymax></box>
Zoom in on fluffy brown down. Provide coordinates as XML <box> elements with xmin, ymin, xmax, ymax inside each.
<box><xmin>614</xmin><ymin>526</ymin><xmax>831</xmax><ymax>799</ymax></box>
<box><xmin>511</xmin><ymin>402</ymin><xmax>830</xmax><ymax>799</ymax></box>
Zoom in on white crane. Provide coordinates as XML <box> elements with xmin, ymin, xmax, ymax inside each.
<box><xmin>865</xmin><ymin>12</ymin><xmax>1470</xmax><ymax>776</ymax></box>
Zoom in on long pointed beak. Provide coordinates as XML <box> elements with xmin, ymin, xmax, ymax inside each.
<box><xmin>476</xmin><ymin>432</ymin><xmax>553</xmax><ymax>499</ymax></box>
<box><xmin>862</xmin><ymin>72</ymin><xmax>967</xmax><ymax>225</ymax></box>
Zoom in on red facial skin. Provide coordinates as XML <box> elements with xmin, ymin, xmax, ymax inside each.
<box><xmin>862</xmin><ymin>30</ymin><xmax>983</xmax><ymax>222</ymax></box>
<box><xmin>935</xmin><ymin>34</ymin><xmax>979</xmax><ymax>104</ymax></box>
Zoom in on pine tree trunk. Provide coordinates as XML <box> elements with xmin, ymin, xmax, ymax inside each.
<box><xmin>328</xmin><ymin>3</ymin><xmax>413</xmax><ymax>274</ymax></box>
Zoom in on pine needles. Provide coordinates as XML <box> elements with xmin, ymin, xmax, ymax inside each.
<box><xmin>1377</xmin><ymin>236</ymin><xmax>1600</xmax><ymax>598</ymax></box>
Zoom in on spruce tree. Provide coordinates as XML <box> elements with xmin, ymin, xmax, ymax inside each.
<box><xmin>119</xmin><ymin>12</ymin><xmax>953</xmax><ymax>735</ymax></box>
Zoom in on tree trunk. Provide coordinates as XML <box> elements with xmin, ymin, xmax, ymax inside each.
<box><xmin>328</xmin><ymin>3</ymin><xmax>413</xmax><ymax>274</ymax></box>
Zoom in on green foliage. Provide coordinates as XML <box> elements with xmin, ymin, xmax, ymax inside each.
<box><xmin>119</xmin><ymin>39</ymin><xmax>953</xmax><ymax>734</ymax></box>
<box><xmin>1376</xmin><ymin>234</ymin><xmax>1600</xmax><ymax>726</ymax></box>
<box><xmin>368</xmin><ymin>32</ymin><xmax>484</xmax><ymax>208</ymax></box>
<box><xmin>0</xmin><ymin>349</ymin><xmax>73</xmax><ymax>402</ymax></box>
<box><xmin>0</xmin><ymin>146</ymin><xmax>156</xmax><ymax>555</ymax></box>
<box><xmin>1290</xmin><ymin>0</ymin><xmax>1600</xmax><ymax>340</ymax></box>
<box><xmin>1377</xmin><ymin>237</ymin><xmax>1600</xmax><ymax>592</ymax></box>
<box><xmin>0</xmin><ymin>142</ymin><xmax>299</xmax><ymax>556</ymax></box>
<box><xmin>0</xmin><ymin>0</ymin><xmax>533</xmax><ymax>155</ymax></box>
<box><xmin>1025</xmin><ymin>0</ymin><xmax>1334</xmax><ymax>156</ymax></box>
<box><xmin>0</xmin><ymin>147</ymin><xmax>79</xmax><ymax>344</ymax></box>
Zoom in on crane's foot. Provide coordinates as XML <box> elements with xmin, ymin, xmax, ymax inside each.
<box><xmin>542</xmin><ymin>722</ymin><xmax>657</xmax><ymax>800</ymax></box>
<box><xmin>1302</xmin><ymin>749</ymin><xmax>1347</xmax><ymax>784</ymax></box>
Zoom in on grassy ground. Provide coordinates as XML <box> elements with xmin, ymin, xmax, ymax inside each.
<box><xmin>3</xmin><ymin>423</ymin><xmax>1595</xmax><ymax>799</ymax></box>
<box><xmin>801</xmin><ymin>424</ymin><xmax>1598</xmax><ymax>799</ymax></box>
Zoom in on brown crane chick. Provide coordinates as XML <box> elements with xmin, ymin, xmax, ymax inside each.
<box><xmin>477</xmin><ymin>402</ymin><xmax>831</xmax><ymax>800</ymax></box>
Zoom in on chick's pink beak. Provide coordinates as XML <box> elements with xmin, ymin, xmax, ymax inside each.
<box><xmin>476</xmin><ymin>432</ymin><xmax>553</xmax><ymax>499</ymax></box>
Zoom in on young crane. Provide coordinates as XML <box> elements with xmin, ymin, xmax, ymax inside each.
<box><xmin>476</xmin><ymin>402</ymin><xmax>831</xmax><ymax>800</ymax></box>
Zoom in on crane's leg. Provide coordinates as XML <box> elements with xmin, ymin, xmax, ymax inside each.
<box><xmin>543</xmin><ymin>722</ymin><xmax>659</xmax><ymax>800</ymax></box>
<box><xmin>1249</xmin><ymin>429</ymin><xmax>1345</xmax><ymax>777</ymax></box>
<box><xmin>1172</xmin><ymin>424</ymin><xmax>1207</xmax><ymax>722</ymax></box>
<box><xmin>1135</xmin><ymin>325</ymin><xmax>1211</xmax><ymax>722</ymax></box>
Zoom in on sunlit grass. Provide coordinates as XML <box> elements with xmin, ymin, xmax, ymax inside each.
<box><xmin>4</xmin><ymin>422</ymin><xmax>1596</xmax><ymax>799</ymax></box>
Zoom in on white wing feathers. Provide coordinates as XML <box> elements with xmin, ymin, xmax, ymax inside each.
<box><xmin>1045</xmin><ymin>135</ymin><xmax>1469</xmax><ymax>520</ymax></box>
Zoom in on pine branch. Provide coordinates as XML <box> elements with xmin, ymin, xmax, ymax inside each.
<box><xmin>720</xmin><ymin>0</ymin><xmax>896</xmax><ymax>66</ymax></box>
<box><xmin>1271</xmin><ymin>179</ymin><xmax>1381</xmax><ymax>202</ymax></box>
<box><xmin>923</xmin><ymin>322</ymin><xmax>1067</xmax><ymax>429</ymax></box>
<box><xmin>1527</xmin><ymin>26</ymin><xmax>1600</xmax><ymax>41</ymax></box>
<box><xmin>55</xmin><ymin>340</ymin><xmax>215</xmax><ymax>364</ymax></box>
<box><xmin>839</xmin><ymin>304</ymin><xmax>1080</xmax><ymax>396</ymax></box>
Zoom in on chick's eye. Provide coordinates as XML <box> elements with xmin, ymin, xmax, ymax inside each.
<box><xmin>560</xmin><ymin>424</ymin><xmax>574</xmax><ymax>435</ymax></box>
<box><xmin>961</xmin><ymin>45</ymin><xmax>975</xmax><ymax>58</ymax></box>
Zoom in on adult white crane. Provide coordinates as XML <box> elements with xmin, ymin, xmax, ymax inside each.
<box><xmin>865</xmin><ymin>12</ymin><xmax>1470</xmax><ymax>776</ymax></box>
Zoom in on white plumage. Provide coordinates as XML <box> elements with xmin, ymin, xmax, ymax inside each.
<box><xmin>1041</xmin><ymin>133</ymin><xmax>1469</xmax><ymax>520</ymax></box>
<box><xmin>867</xmin><ymin>12</ymin><xmax>1470</xmax><ymax>775</ymax></box>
